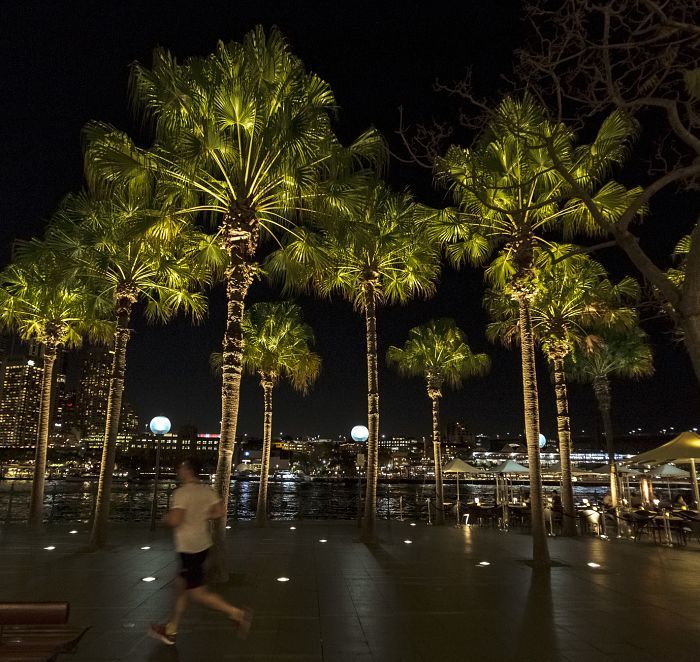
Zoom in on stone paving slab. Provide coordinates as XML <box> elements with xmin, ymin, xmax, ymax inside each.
<box><xmin>1</xmin><ymin>519</ymin><xmax>699</xmax><ymax>661</ymax></box>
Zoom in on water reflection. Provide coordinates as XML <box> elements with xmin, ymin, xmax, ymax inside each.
<box><xmin>0</xmin><ymin>479</ymin><xmax>607</xmax><ymax>523</ymax></box>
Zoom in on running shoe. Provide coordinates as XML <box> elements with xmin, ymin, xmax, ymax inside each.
<box><xmin>148</xmin><ymin>623</ymin><xmax>176</xmax><ymax>645</ymax></box>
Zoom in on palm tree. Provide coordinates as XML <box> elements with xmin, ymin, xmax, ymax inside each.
<box><xmin>485</xmin><ymin>248</ymin><xmax>639</xmax><ymax>529</ymax></box>
<box><xmin>387</xmin><ymin>319</ymin><xmax>490</xmax><ymax>524</ymax></box>
<box><xmin>238</xmin><ymin>302</ymin><xmax>319</xmax><ymax>525</ymax></box>
<box><xmin>567</xmin><ymin>327</ymin><xmax>654</xmax><ymax>502</ymax></box>
<box><xmin>268</xmin><ymin>181</ymin><xmax>439</xmax><ymax>541</ymax></box>
<box><xmin>83</xmin><ymin>29</ymin><xmax>384</xmax><ymax>556</ymax></box>
<box><xmin>433</xmin><ymin>97</ymin><xmax>636</xmax><ymax>566</ymax></box>
<box><xmin>0</xmin><ymin>247</ymin><xmax>109</xmax><ymax>527</ymax></box>
<box><xmin>44</xmin><ymin>192</ymin><xmax>214</xmax><ymax>547</ymax></box>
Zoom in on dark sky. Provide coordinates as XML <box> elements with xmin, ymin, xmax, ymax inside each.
<box><xmin>1</xmin><ymin>0</ymin><xmax>698</xmax><ymax>440</ymax></box>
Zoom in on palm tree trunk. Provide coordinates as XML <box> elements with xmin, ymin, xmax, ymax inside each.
<box><xmin>210</xmin><ymin>242</ymin><xmax>255</xmax><ymax>581</ymax></box>
<box><xmin>28</xmin><ymin>340</ymin><xmax>58</xmax><ymax>528</ymax></box>
<box><xmin>552</xmin><ymin>356</ymin><xmax>576</xmax><ymax>536</ymax></box>
<box><xmin>362</xmin><ymin>286</ymin><xmax>380</xmax><ymax>542</ymax></box>
<box><xmin>429</xmin><ymin>390</ymin><xmax>445</xmax><ymax>525</ymax></box>
<box><xmin>89</xmin><ymin>298</ymin><xmax>132</xmax><ymax>548</ymax></box>
<box><xmin>255</xmin><ymin>376</ymin><xmax>274</xmax><ymax>525</ymax></box>
<box><xmin>592</xmin><ymin>376</ymin><xmax>619</xmax><ymax>506</ymax></box>
<box><xmin>517</xmin><ymin>296</ymin><xmax>550</xmax><ymax>568</ymax></box>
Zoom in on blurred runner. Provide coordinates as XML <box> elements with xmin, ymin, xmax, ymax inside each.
<box><xmin>149</xmin><ymin>458</ymin><xmax>253</xmax><ymax>645</ymax></box>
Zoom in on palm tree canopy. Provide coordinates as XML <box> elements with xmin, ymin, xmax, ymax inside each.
<box><xmin>387</xmin><ymin>318</ymin><xmax>490</xmax><ymax>390</ymax></box>
<box><xmin>242</xmin><ymin>301</ymin><xmax>320</xmax><ymax>392</ymax></box>
<box><xmin>566</xmin><ymin>326</ymin><xmax>654</xmax><ymax>383</ymax></box>
<box><xmin>266</xmin><ymin>180</ymin><xmax>440</xmax><ymax>309</ymax></box>
<box><xmin>0</xmin><ymin>243</ymin><xmax>112</xmax><ymax>348</ymax></box>
<box><xmin>83</xmin><ymin>26</ymin><xmax>386</xmax><ymax>251</ymax></box>
<box><xmin>432</xmin><ymin>96</ymin><xmax>644</xmax><ymax>284</ymax></box>
<box><xmin>485</xmin><ymin>246</ymin><xmax>641</xmax><ymax>357</ymax></box>
<box><xmin>37</xmin><ymin>191</ymin><xmax>219</xmax><ymax>324</ymax></box>
<box><xmin>211</xmin><ymin>301</ymin><xmax>320</xmax><ymax>393</ymax></box>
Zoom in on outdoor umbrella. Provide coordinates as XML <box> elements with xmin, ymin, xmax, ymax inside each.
<box><xmin>650</xmin><ymin>464</ymin><xmax>691</xmax><ymax>501</ymax></box>
<box><xmin>629</xmin><ymin>431</ymin><xmax>700</xmax><ymax>506</ymax></box>
<box><xmin>443</xmin><ymin>459</ymin><xmax>482</xmax><ymax>523</ymax></box>
<box><xmin>491</xmin><ymin>459</ymin><xmax>529</xmax><ymax>504</ymax></box>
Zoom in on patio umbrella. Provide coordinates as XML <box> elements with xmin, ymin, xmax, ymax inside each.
<box><xmin>629</xmin><ymin>431</ymin><xmax>700</xmax><ymax>506</ymax></box>
<box><xmin>491</xmin><ymin>460</ymin><xmax>529</xmax><ymax>504</ymax></box>
<box><xmin>650</xmin><ymin>464</ymin><xmax>691</xmax><ymax>501</ymax></box>
<box><xmin>443</xmin><ymin>459</ymin><xmax>482</xmax><ymax>523</ymax></box>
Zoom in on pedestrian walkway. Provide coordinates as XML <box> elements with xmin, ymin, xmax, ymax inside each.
<box><xmin>0</xmin><ymin>519</ymin><xmax>698</xmax><ymax>661</ymax></box>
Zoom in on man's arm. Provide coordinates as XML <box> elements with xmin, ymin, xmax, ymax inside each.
<box><xmin>207</xmin><ymin>499</ymin><xmax>225</xmax><ymax>520</ymax></box>
<box><xmin>165</xmin><ymin>507</ymin><xmax>185</xmax><ymax>528</ymax></box>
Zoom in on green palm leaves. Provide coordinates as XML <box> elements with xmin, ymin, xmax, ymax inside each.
<box><xmin>242</xmin><ymin>302</ymin><xmax>320</xmax><ymax>393</ymax></box>
<box><xmin>387</xmin><ymin>319</ymin><xmax>490</xmax><ymax>392</ymax></box>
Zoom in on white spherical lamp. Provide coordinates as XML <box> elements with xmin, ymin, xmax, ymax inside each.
<box><xmin>351</xmin><ymin>425</ymin><xmax>369</xmax><ymax>442</ymax></box>
<box><xmin>538</xmin><ymin>433</ymin><xmax>547</xmax><ymax>449</ymax></box>
<box><xmin>149</xmin><ymin>416</ymin><xmax>171</xmax><ymax>436</ymax></box>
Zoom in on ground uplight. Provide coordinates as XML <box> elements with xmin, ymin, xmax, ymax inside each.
<box><xmin>319</xmin><ymin>539</ymin><xmax>327</xmax><ymax>543</ymax></box>
<box><xmin>226</xmin><ymin>525</ymin><xmax>231</xmax><ymax>530</ymax></box>
<box><xmin>69</xmin><ymin>530</ymin><xmax>78</xmax><ymax>534</ymax></box>
<box><xmin>44</xmin><ymin>546</ymin><xmax>55</xmax><ymax>551</ymax></box>
<box><xmin>277</xmin><ymin>577</ymin><xmax>290</xmax><ymax>582</ymax></box>
<box><xmin>141</xmin><ymin>546</ymin><xmax>151</xmax><ymax>550</ymax></box>
<box><xmin>587</xmin><ymin>562</ymin><xmax>601</xmax><ymax>568</ymax></box>
<box><xmin>409</xmin><ymin>522</ymin><xmax>417</xmax><ymax>527</ymax></box>
<box><xmin>478</xmin><ymin>561</ymin><xmax>490</xmax><ymax>566</ymax></box>
<box><xmin>403</xmin><ymin>539</ymin><xmax>413</xmax><ymax>544</ymax></box>
<box><xmin>141</xmin><ymin>576</ymin><xmax>157</xmax><ymax>582</ymax></box>
<box><xmin>289</xmin><ymin>526</ymin><xmax>296</xmax><ymax>530</ymax></box>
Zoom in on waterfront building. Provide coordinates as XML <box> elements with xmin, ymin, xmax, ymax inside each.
<box><xmin>0</xmin><ymin>358</ymin><xmax>43</xmax><ymax>448</ymax></box>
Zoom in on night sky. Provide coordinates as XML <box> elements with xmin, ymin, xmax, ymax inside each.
<box><xmin>2</xmin><ymin>1</ymin><xmax>698</xmax><ymax>440</ymax></box>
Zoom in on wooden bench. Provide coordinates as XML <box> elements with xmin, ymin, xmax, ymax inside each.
<box><xmin>0</xmin><ymin>602</ymin><xmax>90</xmax><ymax>661</ymax></box>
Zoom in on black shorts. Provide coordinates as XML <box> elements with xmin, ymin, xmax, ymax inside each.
<box><xmin>179</xmin><ymin>549</ymin><xmax>208</xmax><ymax>589</ymax></box>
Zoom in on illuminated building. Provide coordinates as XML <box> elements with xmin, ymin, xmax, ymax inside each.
<box><xmin>0</xmin><ymin>358</ymin><xmax>43</xmax><ymax>448</ymax></box>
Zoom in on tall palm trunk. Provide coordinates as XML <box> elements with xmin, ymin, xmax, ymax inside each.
<box><xmin>28</xmin><ymin>339</ymin><xmax>58</xmax><ymax>528</ymax></box>
<box><xmin>428</xmin><ymin>378</ymin><xmax>445</xmax><ymax>525</ymax></box>
<box><xmin>210</xmin><ymin>222</ymin><xmax>256</xmax><ymax>582</ymax></box>
<box><xmin>517</xmin><ymin>295</ymin><xmax>550</xmax><ymax>568</ymax></box>
<box><xmin>90</xmin><ymin>296</ymin><xmax>133</xmax><ymax>548</ymax></box>
<box><xmin>362</xmin><ymin>284</ymin><xmax>380</xmax><ymax>542</ymax></box>
<box><xmin>592</xmin><ymin>375</ymin><xmax>619</xmax><ymax>506</ymax></box>
<box><xmin>551</xmin><ymin>355</ymin><xmax>576</xmax><ymax>536</ymax></box>
<box><xmin>255</xmin><ymin>375</ymin><xmax>274</xmax><ymax>525</ymax></box>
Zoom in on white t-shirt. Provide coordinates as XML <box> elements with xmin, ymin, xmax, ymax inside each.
<box><xmin>170</xmin><ymin>482</ymin><xmax>221</xmax><ymax>553</ymax></box>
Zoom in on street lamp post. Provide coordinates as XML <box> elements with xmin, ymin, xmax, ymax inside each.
<box><xmin>149</xmin><ymin>416</ymin><xmax>171</xmax><ymax>531</ymax></box>
<box><xmin>351</xmin><ymin>425</ymin><xmax>369</xmax><ymax>527</ymax></box>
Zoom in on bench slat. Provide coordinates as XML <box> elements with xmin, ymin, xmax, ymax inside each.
<box><xmin>0</xmin><ymin>603</ymin><xmax>69</xmax><ymax>626</ymax></box>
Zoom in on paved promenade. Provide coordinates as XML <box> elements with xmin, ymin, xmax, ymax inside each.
<box><xmin>0</xmin><ymin>519</ymin><xmax>698</xmax><ymax>661</ymax></box>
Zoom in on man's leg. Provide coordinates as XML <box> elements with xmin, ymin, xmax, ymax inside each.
<box><xmin>188</xmin><ymin>586</ymin><xmax>246</xmax><ymax>622</ymax></box>
<box><xmin>167</xmin><ymin>577</ymin><xmax>189</xmax><ymax>635</ymax></box>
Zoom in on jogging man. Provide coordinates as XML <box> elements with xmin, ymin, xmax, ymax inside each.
<box><xmin>149</xmin><ymin>458</ymin><xmax>252</xmax><ymax>645</ymax></box>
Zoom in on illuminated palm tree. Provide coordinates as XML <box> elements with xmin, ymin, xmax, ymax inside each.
<box><xmin>45</xmin><ymin>192</ymin><xmax>214</xmax><ymax>547</ymax></box>
<box><xmin>486</xmin><ymin>248</ymin><xmax>639</xmax><ymax>528</ymax></box>
<box><xmin>0</xmin><ymin>247</ymin><xmax>109</xmax><ymax>527</ymax></box>
<box><xmin>216</xmin><ymin>302</ymin><xmax>320</xmax><ymax>525</ymax></box>
<box><xmin>83</xmin><ymin>29</ymin><xmax>383</xmax><ymax>558</ymax></box>
<box><xmin>387</xmin><ymin>319</ymin><xmax>490</xmax><ymax>524</ymax></box>
<box><xmin>268</xmin><ymin>181</ymin><xmax>439</xmax><ymax>541</ymax></box>
<box><xmin>567</xmin><ymin>327</ymin><xmax>654</xmax><ymax>499</ymax></box>
<box><xmin>433</xmin><ymin>97</ymin><xmax>635</xmax><ymax>566</ymax></box>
